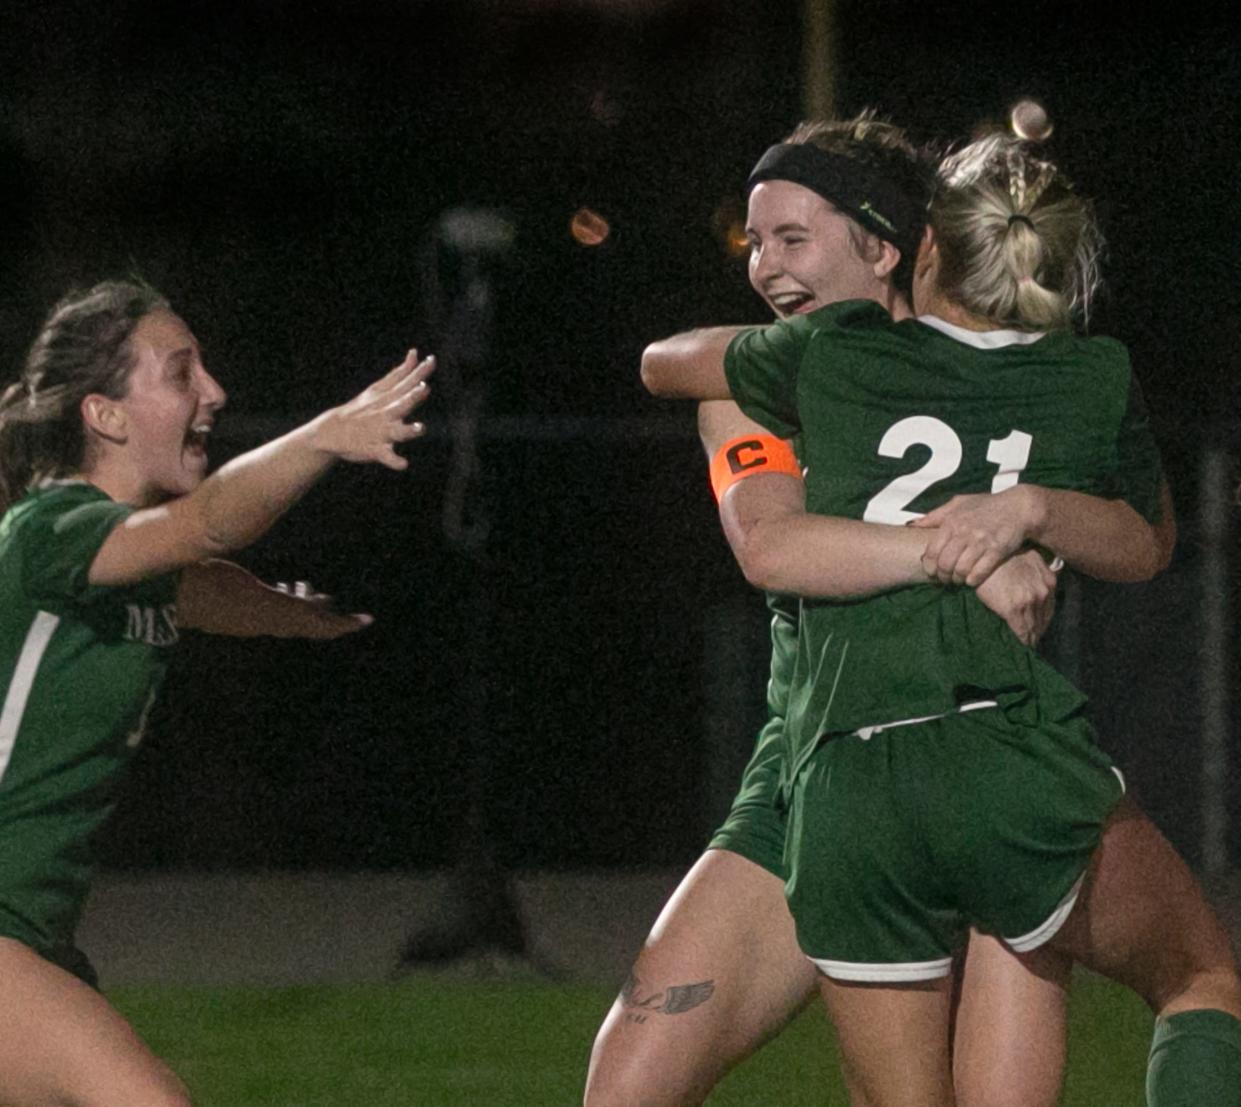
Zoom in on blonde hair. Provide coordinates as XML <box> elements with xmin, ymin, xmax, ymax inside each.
<box><xmin>931</xmin><ymin>134</ymin><xmax>1102</xmax><ymax>331</ymax></box>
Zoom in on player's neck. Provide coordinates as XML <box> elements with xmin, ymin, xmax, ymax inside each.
<box><xmin>878</xmin><ymin>285</ymin><xmax>913</xmax><ymax>322</ymax></box>
<box><xmin>917</xmin><ymin>288</ymin><xmax>995</xmax><ymax>332</ymax></box>
<box><xmin>75</xmin><ymin>458</ymin><xmax>154</xmax><ymax>508</ymax></box>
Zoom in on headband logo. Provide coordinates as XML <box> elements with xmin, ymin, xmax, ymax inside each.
<box><xmin>858</xmin><ymin>201</ymin><xmax>896</xmax><ymax>235</ymax></box>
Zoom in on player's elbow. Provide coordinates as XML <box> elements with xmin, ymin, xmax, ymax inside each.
<box><xmin>731</xmin><ymin>531</ymin><xmax>786</xmax><ymax>592</ymax></box>
<box><xmin>1125</xmin><ymin>520</ymin><xmax>1177</xmax><ymax>582</ymax></box>
<box><xmin>640</xmin><ymin>341</ymin><xmax>680</xmax><ymax>397</ymax></box>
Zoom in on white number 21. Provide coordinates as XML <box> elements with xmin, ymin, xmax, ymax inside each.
<box><xmin>862</xmin><ymin>416</ymin><xmax>1032</xmax><ymax>525</ymax></box>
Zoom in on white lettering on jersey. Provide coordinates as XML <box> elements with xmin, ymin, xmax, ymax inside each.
<box><xmin>863</xmin><ymin>417</ymin><xmax>1034</xmax><ymax>524</ymax></box>
<box><xmin>124</xmin><ymin>604</ymin><xmax>180</xmax><ymax>648</ymax></box>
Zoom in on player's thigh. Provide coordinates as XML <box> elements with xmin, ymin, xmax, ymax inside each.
<box><xmin>953</xmin><ymin>930</ymin><xmax>1070</xmax><ymax>1107</ymax></box>
<box><xmin>1048</xmin><ymin>796</ymin><xmax>1241</xmax><ymax>1018</ymax></box>
<box><xmin>819</xmin><ymin>973</ymin><xmax>954</xmax><ymax>1107</ymax></box>
<box><xmin>0</xmin><ymin>936</ymin><xmax>190</xmax><ymax>1107</ymax></box>
<box><xmin>585</xmin><ymin>849</ymin><xmax>817</xmax><ymax>1107</ymax></box>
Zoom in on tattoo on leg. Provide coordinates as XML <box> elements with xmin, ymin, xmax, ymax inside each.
<box><xmin>619</xmin><ymin>971</ymin><xmax>715</xmax><ymax>1023</ymax></box>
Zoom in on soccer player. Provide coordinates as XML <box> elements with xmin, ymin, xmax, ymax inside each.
<box><xmin>587</xmin><ymin>114</ymin><xmax>1169</xmax><ymax>1107</ymax></box>
<box><xmin>0</xmin><ymin>280</ymin><xmax>433</xmax><ymax>1106</ymax></box>
<box><xmin>641</xmin><ymin>131</ymin><xmax>1241</xmax><ymax>1105</ymax></box>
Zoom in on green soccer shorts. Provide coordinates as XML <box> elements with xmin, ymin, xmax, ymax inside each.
<box><xmin>784</xmin><ymin>703</ymin><xmax>1124</xmax><ymax>982</ymax></box>
<box><xmin>0</xmin><ymin>903</ymin><xmax>99</xmax><ymax>988</ymax></box>
<box><xmin>708</xmin><ymin>716</ymin><xmax>789</xmax><ymax>881</ymax></box>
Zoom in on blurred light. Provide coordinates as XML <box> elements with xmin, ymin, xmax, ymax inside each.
<box><xmin>711</xmin><ymin>195</ymin><xmax>749</xmax><ymax>258</ymax></box>
<box><xmin>723</xmin><ymin>222</ymin><xmax>748</xmax><ymax>257</ymax></box>
<box><xmin>570</xmin><ymin>207</ymin><xmax>610</xmax><ymax>246</ymax></box>
<box><xmin>1009</xmin><ymin>98</ymin><xmax>1053</xmax><ymax>142</ymax></box>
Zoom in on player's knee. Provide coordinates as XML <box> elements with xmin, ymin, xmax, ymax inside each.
<box><xmin>1162</xmin><ymin>964</ymin><xmax>1241</xmax><ymax>1021</ymax></box>
<box><xmin>959</xmin><ymin>1086</ymin><xmax>1055</xmax><ymax>1107</ymax></box>
<box><xmin>584</xmin><ymin>1026</ymin><xmax>704</xmax><ymax>1107</ymax></box>
<box><xmin>583</xmin><ymin>1031</ymin><xmax>638</xmax><ymax>1107</ymax></box>
<box><xmin>77</xmin><ymin>1066</ymin><xmax>192</xmax><ymax>1107</ymax></box>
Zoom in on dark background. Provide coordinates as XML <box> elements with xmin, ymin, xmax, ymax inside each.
<box><xmin>2</xmin><ymin>0</ymin><xmax>1237</xmax><ymax>871</ymax></box>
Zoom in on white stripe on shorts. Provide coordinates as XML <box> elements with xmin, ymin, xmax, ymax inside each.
<box><xmin>1004</xmin><ymin>872</ymin><xmax>1085</xmax><ymax>953</ymax></box>
<box><xmin>808</xmin><ymin>954</ymin><xmax>954</xmax><ymax>983</ymax></box>
<box><xmin>854</xmin><ymin>699</ymin><xmax>999</xmax><ymax>741</ymax></box>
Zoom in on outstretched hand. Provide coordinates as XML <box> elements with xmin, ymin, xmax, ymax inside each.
<box><xmin>273</xmin><ymin>580</ymin><xmax>374</xmax><ymax>639</ymax></box>
<box><xmin>314</xmin><ymin>349</ymin><xmax>436</xmax><ymax>469</ymax></box>
<box><xmin>910</xmin><ymin>487</ymin><xmax>1036</xmax><ymax>586</ymax></box>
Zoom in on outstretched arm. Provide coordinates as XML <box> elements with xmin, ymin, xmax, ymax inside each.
<box><xmin>177</xmin><ymin>560</ymin><xmax>372</xmax><ymax>639</ymax></box>
<box><xmin>89</xmin><ymin>350</ymin><xmax>435</xmax><ymax>587</ymax></box>
<box><xmin>641</xmin><ymin>328</ymin><xmax>742</xmax><ymax>399</ymax></box>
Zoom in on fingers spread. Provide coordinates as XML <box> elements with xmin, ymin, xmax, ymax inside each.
<box><xmin>392</xmin><ymin>420</ymin><xmax>427</xmax><ymax>442</ymax></box>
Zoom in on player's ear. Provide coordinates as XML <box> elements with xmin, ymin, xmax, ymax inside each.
<box><xmin>873</xmin><ymin>239</ymin><xmax>901</xmax><ymax>281</ymax></box>
<box><xmin>81</xmin><ymin>394</ymin><xmax>128</xmax><ymax>444</ymax></box>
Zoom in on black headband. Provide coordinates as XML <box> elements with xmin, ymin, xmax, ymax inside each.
<box><xmin>747</xmin><ymin>143</ymin><xmax>924</xmax><ymax>257</ymax></box>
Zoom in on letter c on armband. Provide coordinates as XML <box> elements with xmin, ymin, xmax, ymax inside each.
<box><xmin>709</xmin><ymin>434</ymin><xmax>802</xmax><ymax>502</ymax></box>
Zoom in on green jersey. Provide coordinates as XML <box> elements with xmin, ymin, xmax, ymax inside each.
<box><xmin>724</xmin><ymin>300</ymin><xmax>1162</xmax><ymax>781</ymax></box>
<box><xmin>0</xmin><ymin>481</ymin><xmax>179</xmax><ymax>955</ymax></box>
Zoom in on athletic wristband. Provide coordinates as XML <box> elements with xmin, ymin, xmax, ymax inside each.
<box><xmin>709</xmin><ymin>435</ymin><xmax>802</xmax><ymax>502</ymax></box>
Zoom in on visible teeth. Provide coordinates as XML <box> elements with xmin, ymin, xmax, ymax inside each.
<box><xmin>192</xmin><ymin>425</ymin><xmax>211</xmax><ymax>434</ymax></box>
<box><xmin>771</xmin><ymin>294</ymin><xmax>810</xmax><ymax>310</ymax></box>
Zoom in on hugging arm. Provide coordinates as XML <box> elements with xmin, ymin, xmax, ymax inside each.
<box><xmin>700</xmin><ymin>401</ymin><xmax>1056</xmax><ymax>646</ymax></box>
<box><xmin>641</xmin><ymin>328</ymin><xmax>743</xmax><ymax>399</ymax></box>
<box><xmin>914</xmin><ymin>479</ymin><xmax>1176</xmax><ymax>586</ymax></box>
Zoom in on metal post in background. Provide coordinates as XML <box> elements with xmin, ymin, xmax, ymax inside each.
<box><xmin>395</xmin><ymin>207</ymin><xmax>544</xmax><ymax>974</ymax></box>
<box><xmin>802</xmin><ymin>0</ymin><xmax>837</xmax><ymax>121</ymax></box>
<box><xmin>1199</xmin><ymin>445</ymin><xmax>1231</xmax><ymax>877</ymax></box>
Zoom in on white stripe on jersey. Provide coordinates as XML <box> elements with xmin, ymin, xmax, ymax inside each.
<box><xmin>0</xmin><ymin>611</ymin><xmax>60</xmax><ymax>783</ymax></box>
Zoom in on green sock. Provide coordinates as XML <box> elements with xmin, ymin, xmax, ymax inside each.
<box><xmin>1147</xmin><ymin>1009</ymin><xmax>1241</xmax><ymax>1106</ymax></box>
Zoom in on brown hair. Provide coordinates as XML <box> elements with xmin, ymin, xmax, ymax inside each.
<box><xmin>784</xmin><ymin>110</ymin><xmax>936</xmax><ymax>298</ymax></box>
<box><xmin>0</xmin><ymin>280</ymin><xmax>168</xmax><ymax>511</ymax></box>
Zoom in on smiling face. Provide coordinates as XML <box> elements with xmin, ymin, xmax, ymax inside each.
<box><xmin>108</xmin><ymin>309</ymin><xmax>227</xmax><ymax>504</ymax></box>
<box><xmin>746</xmin><ymin>179</ymin><xmax>898</xmax><ymax>319</ymax></box>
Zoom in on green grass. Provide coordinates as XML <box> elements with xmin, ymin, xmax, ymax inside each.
<box><xmin>112</xmin><ymin>971</ymin><xmax>1151</xmax><ymax>1105</ymax></box>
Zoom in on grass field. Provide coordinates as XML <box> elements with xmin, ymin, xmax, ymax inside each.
<box><xmin>114</xmin><ymin>970</ymin><xmax>1153</xmax><ymax>1105</ymax></box>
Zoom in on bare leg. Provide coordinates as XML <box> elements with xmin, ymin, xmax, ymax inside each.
<box><xmin>819</xmin><ymin>974</ymin><xmax>955</xmax><ymax>1107</ymax></box>
<box><xmin>1048</xmin><ymin>797</ymin><xmax>1241</xmax><ymax>1019</ymax></box>
<box><xmin>0</xmin><ymin>937</ymin><xmax>191</xmax><ymax>1107</ymax></box>
<box><xmin>954</xmin><ymin>932</ymin><xmax>1070</xmax><ymax>1107</ymax></box>
<box><xmin>584</xmin><ymin>849</ymin><xmax>821</xmax><ymax>1107</ymax></box>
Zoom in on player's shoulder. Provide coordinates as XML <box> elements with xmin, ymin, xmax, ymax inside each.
<box><xmin>2</xmin><ymin>481</ymin><xmax>127</xmax><ymax>548</ymax></box>
<box><xmin>1055</xmin><ymin>331</ymin><xmax>1131</xmax><ymax>369</ymax></box>
<box><xmin>1042</xmin><ymin>331</ymin><xmax>1138</xmax><ymax>404</ymax></box>
<box><xmin>7</xmin><ymin>480</ymin><xmax>114</xmax><ymax>523</ymax></box>
<box><xmin>798</xmin><ymin>299</ymin><xmax>895</xmax><ymax>335</ymax></box>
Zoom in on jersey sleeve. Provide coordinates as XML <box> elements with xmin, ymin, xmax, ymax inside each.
<box><xmin>1106</xmin><ymin>372</ymin><xmax>1164</xmax><ymax>523</ymax></box>
<box><xmin>18</xmin><ymin>495</ymin><xmax>134</xmax><ymax>606</ymax></box>
<box><xmin>723</xmin><ymin>316</ymin><xmax>815</xmax><ymax>439</ymax></box>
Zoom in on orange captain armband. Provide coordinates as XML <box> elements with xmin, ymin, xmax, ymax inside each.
<box><xmin>709</xmin><ymin>434</ymin><xmax>802</xmax><ymax>502</ymax></box>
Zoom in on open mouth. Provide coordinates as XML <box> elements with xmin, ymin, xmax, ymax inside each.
<box><xmin>769</xmin><ymin>291</ymin><xmax>816</xmax><ymax>316</ymax></box>
<box><xmin>184</xmin><ymin>424</ymin><xmax>212</xmax><ymax>457</ymax></box>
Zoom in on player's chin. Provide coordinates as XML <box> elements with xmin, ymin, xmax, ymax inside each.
<box><xmin>165</xmin><ymin>457</ymin><xmax>208</xmax><ymax>497</ymax></box>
